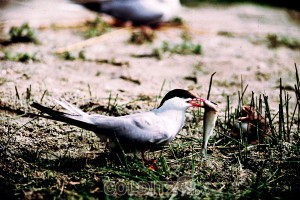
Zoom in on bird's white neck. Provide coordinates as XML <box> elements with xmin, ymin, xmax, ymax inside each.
<box><xmin>154</xmin><ymin>107</ymin><xmax>187</xmax><ymax>138</ymax></box>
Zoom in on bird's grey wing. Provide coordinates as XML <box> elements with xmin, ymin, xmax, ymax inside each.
<box><xmin>89</xmin><ymin>112</ymin><xmax>170</xmax><ymax>146</ymax></box>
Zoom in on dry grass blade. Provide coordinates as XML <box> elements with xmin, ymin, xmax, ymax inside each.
<box><xmin>206</xmin><ymin>72</ymin><xmax>216</xmax><ymax>100</ymax></box>
<box><xmin>53</xmin><ymin>28</ymin><xmax>129</xmax><ymax>54</ymax></box>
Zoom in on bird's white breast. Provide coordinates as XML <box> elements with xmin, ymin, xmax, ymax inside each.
<box><xmin>154</xmin><ymin>109</ymin><xmax>186</xmax><ymax>140</ymax></box>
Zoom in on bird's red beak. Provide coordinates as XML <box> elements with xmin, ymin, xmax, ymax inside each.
<box><xmin>188</xmin><ymin>97</ymin><xmax>205</xmax><ymax>107</ymax></box>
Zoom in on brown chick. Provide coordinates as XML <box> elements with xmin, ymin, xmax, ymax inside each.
<box><xmin>231</xmin><ymin>105</ymin><xmax>269</xmax><ymax>144</ymax></box>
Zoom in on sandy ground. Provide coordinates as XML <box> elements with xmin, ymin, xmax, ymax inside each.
<box><xmin>0</xmin><ymin>0</ymin><xmax>299</xmax><ymax>113</ymax></box>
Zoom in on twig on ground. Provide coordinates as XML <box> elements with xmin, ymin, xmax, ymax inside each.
<box><xmin>53</xmin><ymin>28</ymin><xmax>129</xmax><ymax>54</ymax></box>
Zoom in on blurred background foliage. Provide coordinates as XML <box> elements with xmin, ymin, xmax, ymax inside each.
<box><xmin>181</xmin><ymin>0</ymin><xmax>299</xmax><ymax>10</ymax></box>
<box><xmin>0</xmin><ymin>0</ymin><xmax>299</xmax><ymax>11</ymax></box>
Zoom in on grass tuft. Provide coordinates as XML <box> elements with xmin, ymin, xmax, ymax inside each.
<box><xmin>266</xmin><ymin>34</ymin><xmax>300</xmax><ymax>50</ymax></box>
<box><xmin>1</xmin><ymin>50</ymin><xmax>39</xmax><ymax>63</ymax></box>
<box><xmin>9</xmin><ymin>23</ymin><xmax>39</xmax><ymax>43</ymax></box>
<box><xmin>129</xmin><ymin>28</ymin><xmax>156</xmax><ymax>45</ymax></box>
<box><xmin>58</xmin><ymin>50</ymin><xmax>130</xmax><ymax>67</ymax></box>
<box><xmin>83</xmin><ymin>17</ymin><xmax>111</xmax><ymax>39</ymax></box>
<box><xmin>0</xmin><ymin>23</ymin><xmax>39</xmax><ymax>45</ymax></box>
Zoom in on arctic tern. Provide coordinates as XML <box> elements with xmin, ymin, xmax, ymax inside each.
<box><xmin>31</xmin><ymin>89</ymin><xmax>216</xmax><ymax>160</ymax></box>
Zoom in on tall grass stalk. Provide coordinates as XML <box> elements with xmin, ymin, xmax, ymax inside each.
<box><xmin>206</xmin><ymin>72</ymin><xmax>216</xmax><ymax>100</ymax></box>
<box><xmin>225</xmin><ymin>96</ymin><xmax>230</xmax><ymax>132</ymax></box>
<box><xmin>26</xmin><ymin>84</ymin><xmax>32</xmax><ymax>103</ymax></box>
<box><xmin>279</xmin><ymin>78</ymin><xmax>284</xmax><ymax>142</ymax></box>
<box><xmin>285</xmin><ymin>92</ymin><xmax>290</xmax><ymax>142</ymax></box>
<box><xmin>155</xmin><ymin>79</ymin><xmax>166</xmax><ymax>108</ymax></box>
<box><xmin>40</xmin><ymin>89</ymin><xmax>48</xmax><ymax>103</ymax></box>
<box><xmin>294</xmin><ymin>64</ymin><xmax>300</xmax><ymax>134</ymax></box>
<box><xmin>15</xmin><ymin>85</ymin><xmax>20</xmax><ymax>100</ymax></box>
<box><xmin>264</xmin><ymin>95</ymin><xmax>276</xmax><ymax>142</ymax></box>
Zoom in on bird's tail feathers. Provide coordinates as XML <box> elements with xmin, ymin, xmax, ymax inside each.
<box><xmin>31</xmin><ymin>102</ymin><xmax>96</xmax><ymax>132</ymax></box>
<box><xmin>54</xmin><ymin>99</ymin><xmax>88</xmax><ymax>117</ymax></box>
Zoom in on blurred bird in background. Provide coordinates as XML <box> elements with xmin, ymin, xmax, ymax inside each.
<box><xmin>72</xmin><ymin>0</ymin><xmax>182</xmax><ymax>26</ymax></box>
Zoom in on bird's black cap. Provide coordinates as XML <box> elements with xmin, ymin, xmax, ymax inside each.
<box><xmin>158</xmin><ymin>89</ymin><xmax>197</xmax><ymax>108</ymax></box>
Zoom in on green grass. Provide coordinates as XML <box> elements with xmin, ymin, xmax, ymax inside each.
<box><xmin>155</xmin><ymin>31</ymin><xmax>202</xmax><ymax>58</ymax></box>
<box><xmin>58</xmin><ymin>51</ymin><xmax>130</xmax><ymax>67</ymax></box>
<box><xmin>266</xmin><ymin>34</ymin><xmax>300</xmax><ymax>50</ymax></box>
<box><xmin>128</xmin><ymin>29</ymin><xmax>156</xmax><ymax>45</ymax></box>
<box><xmin>0</xmin><ymin>23</ymin><xmax>39</xmax><ymax>45</ymax></box>
<box><xmin>180</xmin><ymin>0</ymin><xmax>298</xmax><ymax>10</ymax></box>
<box><xmin>1</xmin><ymin>50</ymin><xmax>39</xmax><ymax>63</ymax></box>
<box><xmin>83</xmin><ymin>17</ymin><xmax>111</xmax><ymax>39</ymax></box>
<box><xmin>132</xmin><ymin>40</ymin><xmax>202</xmax><ymax>60</ymax></box>
<box><xmin>0</xmin><ymin>65</ymin><xmax>299</xmax><ymax>199</ymax></box>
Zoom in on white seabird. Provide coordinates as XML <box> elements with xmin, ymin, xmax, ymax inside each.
<box><xmin>74</xmin><ymin>0</ymin><xmax>182</xmax><ymax>25</ymax></box>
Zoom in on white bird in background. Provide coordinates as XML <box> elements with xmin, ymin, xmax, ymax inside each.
<box><xmin>73</xmin><ymin>0</ymin><xmax>182</xmax><ymax>25</ymax></box>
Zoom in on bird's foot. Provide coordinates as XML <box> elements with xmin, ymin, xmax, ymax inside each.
<box><xmin>143</xmin><ymin>159</ymin><xmax>158</xmax><ymax>171</ymax></box>
<box><xmin>141</xmin><ymin>151</ymin><xmax>158</xmax><ymax>170</ymax></box>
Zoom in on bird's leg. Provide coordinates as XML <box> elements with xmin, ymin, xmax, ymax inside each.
<box><xmin>141</xmin><ymin>151</ymin><xmax>157</xmax><ymax>163</ymax></box>
<box><xmin>142</xmin><ymin>151</ymin><xmax>157</xmax><ymax>171</ymax></box>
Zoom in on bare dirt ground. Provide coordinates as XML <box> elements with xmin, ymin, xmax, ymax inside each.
<box><xmin>0</xmin><ymin>1</ymin><xmax>299</xmax><ymax>106</ymax></box>
<box><xmin>0</xmin><ymin>0</ymin><xmax>300</xmax><ymax>199</ymax></box>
